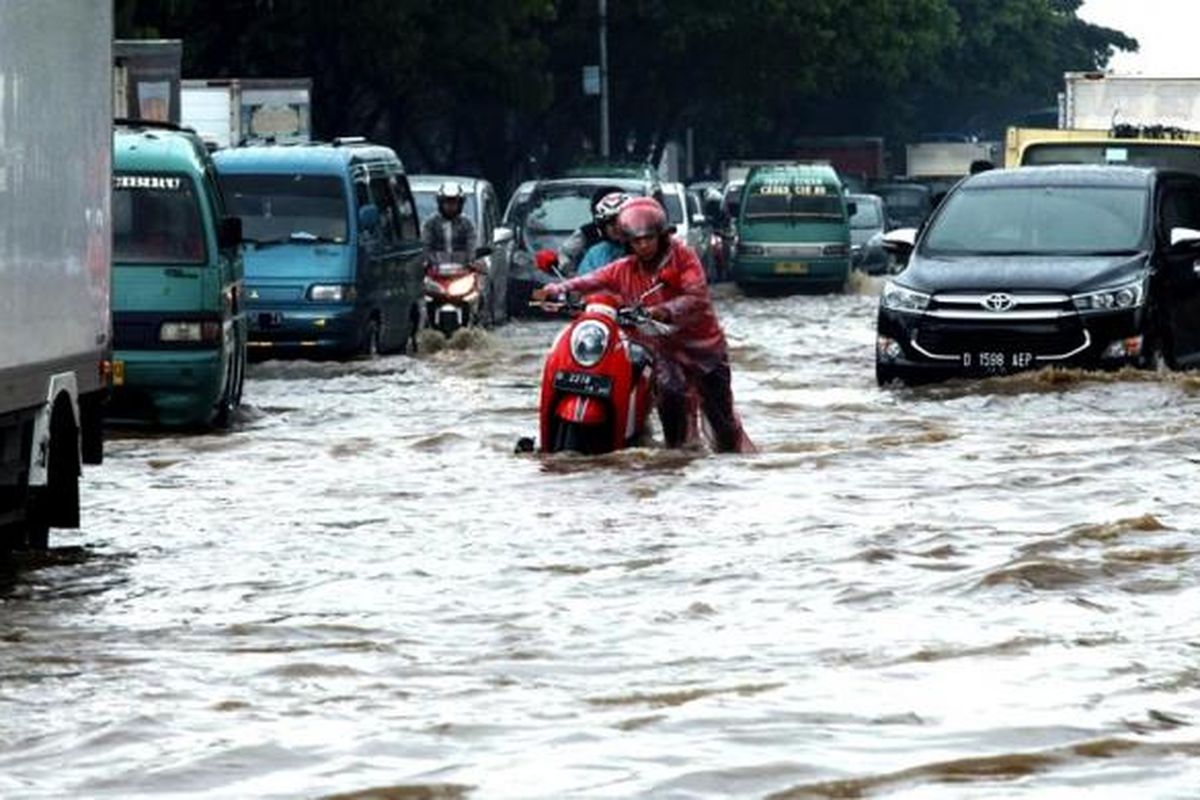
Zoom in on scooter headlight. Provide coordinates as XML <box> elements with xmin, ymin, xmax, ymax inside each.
<box><xmin>570</xmin><ymin>321</ymin><xmax>609</xmax><ymax>367</ymax></box>
<box><xmin>447</xmin><ymin>274</ymin><xmax>476</xmax><ymax>297</ymax></box>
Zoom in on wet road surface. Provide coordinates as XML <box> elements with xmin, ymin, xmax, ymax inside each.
<box><xmin>3</xmin><ymin>285</ymin><xmax>1200</xmax><ymax>798</ymax></box>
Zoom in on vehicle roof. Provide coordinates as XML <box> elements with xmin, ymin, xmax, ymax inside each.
<box><xmin>964</xmin><ymin>164</ymin><xmax>1155</xmax><ymax>189</ymax></box>
<box><xmin>848</xmin><ymin>192</ymin><xmax>883</xmax><ymax>204</ymax></box>
<box><xmin>113</xmin><ymin>126</ymin><xmax>211</xmax><ymax>175</ymax></box>
<box><xmin>213</xmin><ymin>142</ymin><xmax>402</xmax><ymax>175</ymax></box>
<box><xmin>529</xmin><ymin>177</ymin><xmax>651</xmax><ymax>192</ymax></box>
<box><xmin>408</xmin><ymin>174</ymin><xmax>490</xmax><ymax>192</ymax></box>
<box><xmin>746</xmin><ymin>163</ymin><xmax>840</xmax><ymax>182</ymax></box>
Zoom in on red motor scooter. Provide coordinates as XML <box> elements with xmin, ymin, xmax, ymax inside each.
<box><xmin>530</xmin><ymin>253</ymin><xmax>677</xmax><ymax>455</ymax></box>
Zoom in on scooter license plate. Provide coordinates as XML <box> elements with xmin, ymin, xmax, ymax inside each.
<box><xmin>553</xmin><ymin>371</ymin><xmax>612</xmax><ymax>398</ymax></box>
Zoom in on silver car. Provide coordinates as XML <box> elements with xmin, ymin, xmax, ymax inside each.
<box><xmin>661</xmin><ymin>181</ymin><xmax>715</xmax><ymax>278</ymax></box>
<box><xmin>847</xmin><ymin>193</ymin><xmax>890</xmax><ymax>275</ymax></box>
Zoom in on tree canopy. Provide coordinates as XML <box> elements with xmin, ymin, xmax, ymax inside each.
<box><xmin>116</xmin><ymin>0</ymin><xmax>1137</xmax><ymax>191</ymax></box>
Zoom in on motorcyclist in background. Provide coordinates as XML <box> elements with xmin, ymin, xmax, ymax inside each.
<box><xmin>575</xmin><ymin>191</ymin><xmax>630</xmax><ymax>275</ymax></box>
<box><xmin>534</xmin><ymin>198</ymin><xmax>754</xmax><ymax>454</ymax></box>
<box><xmin>421</xmin><ymin>181</ymin><xmax>477</xmax><ymax>262</ymax></box>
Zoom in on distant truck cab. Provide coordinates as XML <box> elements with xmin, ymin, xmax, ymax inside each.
<box><xmin>213</xmin><ymin>140</ymin><xmax>427</xmax><ymax>358</ymax></box>
<box><xmin>732</xmin><ymin>164</ymin><xmax>852</xmax><ymax>293</ymax></box>
<box><xmin>1006</xmin><ymin>126</ymin><xmax>1200</xmax><ymax>176</ymax></box>
<box><xmin>110</xmin><ymin>122</ymin><xmax>248</xmax><ymax>428</ymax></box>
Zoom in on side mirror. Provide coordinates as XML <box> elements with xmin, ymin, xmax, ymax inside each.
<box><xmin>1170</xmin><ymin>226</ymin><xmax>1200</xmax><ymax>248</ymax></box>
<box><xmin>474</xmin><ymin>246</ymin><xmax>493</xmax><ymax>259</ymax></box>
<box><xmin>882</xmin><ymin>227</ymin><xmax>918</xmax><ymax>256</ymax></box>
<box><xmin>493</xmin><ymin>226</ymin><xmax>514</xmax><ymax>246</ymax></box>
<box><xmin>218</xmin><ymin>216</ymin><xmax>242</xmax><ymax>250</ymax></box>
<box><xmin>534</xmin><ymin>249</ymin><xmax>559</xmax><ymax>273</ymax></box>
<box><xmin>846</xmin><ymin>201</ymin><xmax>858</xmax><ymax>217</ymax></box>
<box><xmin>690</xmin><ymin>213</ymin><xmax>707</xmax><ymax>226</ymax></box>
<box><xmin>358</xmin><ymin>204</ymin><xmax>380</xmax><ymax>232</ymax></box>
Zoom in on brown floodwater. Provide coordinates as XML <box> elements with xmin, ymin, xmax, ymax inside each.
<box><xmin>2</xmin><ymin>286</ymin><xmax>1198</xmax><ymax>798</ymax></box>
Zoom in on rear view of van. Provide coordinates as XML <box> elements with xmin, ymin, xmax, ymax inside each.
<box><xmin>214</xmin><ymin>140</ymin><xmax>426</xmax><ymax>359</ymax></box>
<box><xmin>731</xmin><ymin>164</ymin><xmax>852</xmax><ymax>294</ymax></box>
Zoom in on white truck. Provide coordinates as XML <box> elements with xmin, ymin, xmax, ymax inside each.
<box><xmin>1061</xmin><ymin>71</ymin><xmax>1200</xmax><ymax>130</ymax></box>
<box><xmin>0</xmin><ymin>0</ymin><xmax>112</xmax><ymax>550</ymax></box>
<box><xmin>181</xmin><ymin>78</ymin><xmax>313</xmax><ymax>149</ymax></box>
<box><xmin>905</xmin><ymin>141</ymin><xmax>1000</xmax><ymax>180</ymax></box>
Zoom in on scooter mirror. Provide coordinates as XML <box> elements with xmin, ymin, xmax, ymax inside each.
<box><xmin>534</xmin><ymin>249</ymin><xmax>559</xmax><ymax>273</ymax></box>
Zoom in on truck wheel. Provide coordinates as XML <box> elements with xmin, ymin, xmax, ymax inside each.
<box><xmin>213</xmin><ymin>346</ymin><xmax>244</xmax><ymax>429</ymax></box>
<box><xmin>24</xmin><ymin>403</ymin><xmax>79</xmax><ymax>550</ymax></box>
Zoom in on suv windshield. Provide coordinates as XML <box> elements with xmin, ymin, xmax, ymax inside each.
<box><xmin>743</xmin><ymin>180</ymin><xmax>843</xmax><ymax>221</ymax></box>
<box><xmin>113</xmin><ymin>173</ymin><xmax>206</xmax><ymax>265</ymax></box>
<box><xmin>923</xmin><ymin>185</ymin><xmax>1148</xmax><ymax>255</ymax></box>
<box><xmin>220</xmin><ymin>173</ymin><xmax>348</xmax><ymax>243</ymax></box>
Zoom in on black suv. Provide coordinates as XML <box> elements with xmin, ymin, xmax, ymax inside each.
<box><xmin>876</xmin><ymin>165</ymin><xmax>1200</xmax><ymax>385</ymax></box>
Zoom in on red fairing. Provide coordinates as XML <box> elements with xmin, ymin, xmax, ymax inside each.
<box><xmin>554</xmin><ymin>395</ymin><xmax>608</xmax><ymax>424</ymax></box>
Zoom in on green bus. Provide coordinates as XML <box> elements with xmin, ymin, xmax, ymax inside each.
<box><xmin>109</xmin><ymin>122</ymin><xmax>247</xmax><ymax>428</ymax></box>
<box><xmin>732</xmin><ymin>163</ymin><xmax>853</xmax><ymax>293</ymax></box>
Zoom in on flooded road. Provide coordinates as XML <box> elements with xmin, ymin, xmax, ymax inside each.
<box><xmin>3</xmin><ymin>286</ymin><xmax>1200</xmax><ymax>798</ymax></box>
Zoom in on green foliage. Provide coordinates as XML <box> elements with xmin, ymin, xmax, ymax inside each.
<box><xmin>115</xmin><ymin>0</ymin><xmax>1137</xmax><ymax>190</ymax></box>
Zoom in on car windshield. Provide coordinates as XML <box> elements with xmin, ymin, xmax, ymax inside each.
<box><xmin>876</xmin><ymin>188</ymin><xmax>928</xmax><ymax>209</ymax></box>
<box><xmin>662</xmin><ymin>192</ymin><xmax>685</xmax><ymax>224</ymax></box>
<box><xmin>521</xmin><ymin>188</ymin><xmax>596</xmax><ymax>234</ymax></box>
<box><xmin>412</xmin><ymin>189</ymin><xmax>479</xmax><ymax>227</ymax></box>
<box><xmin>1022</xmin><ymin>143</ymin><xmax>1200</xmax><ymax>176</ymax></box>
<box><xmin>850</xmin><ymin>200</ymin><xmax>882</xmax><ymax>228</ymax></box>
<box><xmin>219</xmin><ymin>173</ymin><xmax>348</xmax><ymax>243</ymax></box>
<box><xmin>743</xmin><ymin>180</ymin><xmax>843</xmax><ymax>220</ymax></box>
<box><xmin>923</xmin><ymin>185</ymin><xmax>1148</xmax><ymax>255</ymax></box>
<box><xmin>113</xmin><ymin>173</ymin><xmax>206</xmax><ymax>265</ymax></box>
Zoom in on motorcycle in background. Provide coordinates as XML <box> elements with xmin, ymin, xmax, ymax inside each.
<box><xmin>424</xmin><ymin>246</ymin><xmax>492</xmax><ymax>336</ymax></box>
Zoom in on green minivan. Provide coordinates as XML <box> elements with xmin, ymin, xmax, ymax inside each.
<box><xmin>731</xmin><ymin>164</ymin><xmax>853</xmax><ymax>293</ymax></box>
<box><xmin>109</xmin><ymin>121</ymin><xmax>247</xmax><ymax>428</ymax></box>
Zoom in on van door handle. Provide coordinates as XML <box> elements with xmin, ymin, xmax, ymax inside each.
<box><xmin>1193</xmin><ymin>260</ymin><xmax>1200</xmax><ymax>276</ymax></box>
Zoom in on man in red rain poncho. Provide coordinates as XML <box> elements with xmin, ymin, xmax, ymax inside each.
<box><xmin>533</xmin><ymin>197</ymin><xmax>754</xmax><ymax>453</ymax></box>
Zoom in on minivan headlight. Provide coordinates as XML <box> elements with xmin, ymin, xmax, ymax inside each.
<box><xmin>309</xmin><ymin>283</ymin><xmax>357</xmax><ymax>302</ymax></box>
<box><xmin>881</xmin><ymin>282</ymin><xmax>930</xmax><ymax>314</ymax></box>
<box><xmin>569</xmin><ymin>321</ymin><xmax>609</xmax><ymax>367</ymax></box>
<box><xmin>1072</xmin><ymin>280</ymin><xmax>1144</xmax><ymax>313</ymax></box>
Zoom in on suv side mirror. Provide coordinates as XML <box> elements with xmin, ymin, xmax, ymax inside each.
<box><xmin>1170</xmin><ymin>226</ymin><xmax>1200</xmax><ymax>248</ymax></box>
<box><xmin>358</xmin><ymin>204</ymin><xmax>381</xmax><ymax>232</ymax></box>
<box><xmin>493</xmin><ymin>226</ymin><xmax>514</xmax><ymax>246</ymax></box>
<box><xmin>218</xmin><ymin>216</ymin><xmax>242</xmax><ymax>250</ymax></box>
<box><xmin>690</xmin><ymin>212</ymin><xmax>707</xmax><ymax>226</ymax></box>
<box><xmin>474</xmin><ymin>246</ymin><xmax>494</xmax><ymax>259</ymax></box>
<box><xmin>882</xmin><ymin>227</ymin><xmax>918</xmax><ymax>257</ymax></box>
<box><xmin>846</xmin><ymin>201</ymin><xmax>858</xmax><ymax>217</ymax></box>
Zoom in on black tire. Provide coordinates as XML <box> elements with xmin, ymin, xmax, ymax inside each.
<box><xmin>876</xmin><ymin>361</ymin><xmax>906</xmax><ymax>387</ymax></box>
<box><xmin>213</xmin><ymin>344</ymin><xmax>244</xmax><ymax>430</ymax></box>
<box><xmin>553</xmin><ymin>422</ymin><xmax>584</xmax><ymax>453</ymax></box>
<box><xmin>24</xmin><ymin>406</ymin><xmax>79</xmax><ymax>550</ymax></box>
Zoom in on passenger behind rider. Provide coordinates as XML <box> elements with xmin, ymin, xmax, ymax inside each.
<box><xmin>533</xmin><ymin>197</ymin><xmax>754</xmax><ymax>453</ymax></box>
<box><xmin>557</xmin><ymin>184</ymin><xmax>624</xmax><ymax>274</ymax></box>
<box><xmin>575</xmin><ymin>191</ymin><xmax>630</xmax><ymax>275</ymax></box>
<box><xmin>421</xmin><ymin>181</ymin><xmax>477</xmax><ymax>264</ymax></box>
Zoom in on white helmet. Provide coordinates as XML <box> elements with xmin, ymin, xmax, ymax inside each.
<box><xmin>437</xmin><ymin>181</ymin><xmax>466</xmax><ymax>201</ymax></box>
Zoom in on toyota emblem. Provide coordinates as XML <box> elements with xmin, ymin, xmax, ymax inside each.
<box><xmin>982</xmin><ymin>292</ymin><xmax>1015</xmax><ymax>312</ymax></box>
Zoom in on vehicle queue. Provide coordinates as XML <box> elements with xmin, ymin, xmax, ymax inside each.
<box><xmin>101</xmin><ymin>120</ymin><xmax>1200</xmax><ymax>432</ymax></box>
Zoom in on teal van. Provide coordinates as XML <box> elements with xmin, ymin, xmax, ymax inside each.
<box><xmin>110</xmin><ymin>122</ymin><xmax>247</xmax><ymax>428</ymax></box>
<box><xmin>731</xmin><ymin>164</ymin><xmax>853</xmax><ymax>293</ymax></box>
<box><xmin>213</xmin><ymin>140</ymin><xmax>426</xmax><ymax>358</ymax></box>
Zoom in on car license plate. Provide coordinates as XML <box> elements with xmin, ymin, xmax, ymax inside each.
<box><xmin>963</xmin><ymin>351</ymin><xmax>1034</xmax><ymax>371</ymax></box>
<box><xmin>553</xmin><ymin>371</ymin><xmax>612</xmax><ymax>398</ymax></box>
<box><xmin>774</xmin><ymin>261</ymin><xmax>809</xmax><ymax>275</ymax></box>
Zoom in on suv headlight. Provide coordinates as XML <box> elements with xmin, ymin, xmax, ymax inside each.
<box><xmin>881</xmin><ymin>282</ymin><xmax>930</xmax><ymax>314</ymax></box>
<box><xmin>309</xmin><ymin>283</ymin><xmax>357</xmax><ymax>302</ymax></box>
<box><xmin>570</xmin><ymin>321</ymin><xmax>609</xmax><ymax>367</ymax></box>
<box><xmin>1072</xmin><ymin>280</ymin><xmax>1144</xmax><ymax>313</ymax></box>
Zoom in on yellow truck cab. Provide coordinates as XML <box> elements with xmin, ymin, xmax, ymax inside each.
<box><xmin>1005</xmin><ymin>126</ymin><xmax>1200</xmax><ymax>175</ymax></box>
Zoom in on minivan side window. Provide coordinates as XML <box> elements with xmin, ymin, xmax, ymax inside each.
<box><xmin>392</xmin><ymin>176</ymin><xmax>420</xmax><ymax>241</ymax></box>
<box><xmin>368</xmin><ymin>174</ymin><xmax>402</xmax><ymax>244</ymax></box>
<box><xmin>1160</xmin><ymin>180</ymin><xmax>1200</xmax><ymax>239</ymax></box>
